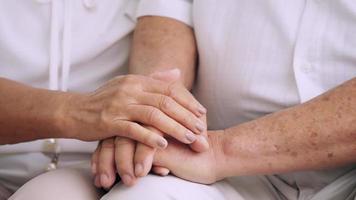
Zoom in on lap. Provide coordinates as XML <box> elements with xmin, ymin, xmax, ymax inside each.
<box><xmin>9</xmin><ymin>168</ymin><xmax>102</xmax><ymax>200</ymax></box>
<box><xmin>103</xmin><ymin>175</ymin><xmax>281</xmax><ymax>200</ymax></box>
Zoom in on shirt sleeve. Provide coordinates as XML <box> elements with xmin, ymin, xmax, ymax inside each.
<box><xmin>134</xmin><ymin>0</ymin><xmax>193</xmax><ymax>27</ymax></box>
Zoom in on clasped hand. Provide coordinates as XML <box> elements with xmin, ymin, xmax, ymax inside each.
<box><xmin>90</xmin><ymin>69</ymin><xmax>222</xmax><ymax>188</ymax></box>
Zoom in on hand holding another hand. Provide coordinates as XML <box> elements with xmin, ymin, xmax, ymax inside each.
<box><xmin>91</xmin><ymin>69</ymin><xmax>211</xmax><ymax>188</ymax></box>
<box><xmin>61</xmin><ymin>69</ymin><xmax>207</xmax><ymax>148</ymax></box>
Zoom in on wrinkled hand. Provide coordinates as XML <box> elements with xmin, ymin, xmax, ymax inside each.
<box><xmin>91</xmin><ymin>70</ymin><xmax>209</xmax><ymax>188</ymax></box>
<box><xmin>153</xmin><ymin>130</ymin><xmax>224</xmax><ymax>184</ymax></box>
<box><xmin>62</xmin><ymin>69</ymin><xmax>207</xmax><ymax>149</ymax></box>
<box><xmin>91</xmin><ymin>131</ymin><xmax>223</xmax><ymax>188</ymax></box>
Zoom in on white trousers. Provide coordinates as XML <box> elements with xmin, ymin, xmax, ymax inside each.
<box><xmin>8</xmin><ymin>169</ymin><xmax>282</xmax><ymax>200</ymax></box>
<box><xmin>7</xmin><ymin>168</ymin><xmax>356</xmax><ymax>200</ymax></box>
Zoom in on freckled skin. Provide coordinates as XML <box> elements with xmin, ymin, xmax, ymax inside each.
<box><xmin>218</xmin><ymin>78</ymin><xmax>356</xmax><ymax>178</ymax></box>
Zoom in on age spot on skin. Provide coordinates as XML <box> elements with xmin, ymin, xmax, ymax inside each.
<box><xmin>322</xmin><ymin>96</ymin><xmax>330</xmax><ymax>101</ymax></box>
<box><xmin>327</xmin><ymin>153</ymin><xmax>334</xmax><ymax>158</ymax></box>
<box><xmin>311</xmin><ymin>132</ymin><xmax>318</xmax><ymax>138</ymax></box>
<box><xmin>291</xmin><ymin>152</ymin><xmax>298</xmax><ymax>157</ymax></box>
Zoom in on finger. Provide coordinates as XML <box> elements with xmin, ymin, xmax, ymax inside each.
<box><xmin>189</xmin><ymin>134</ymin><xmax>210</xmax><ymax>153</ymax></box>
<box><xmin>112</xmin><ymin>121</ymin><xmax>168</xmax><ymax>149</ymax></box>
<box><xmin>190</xmin><ymin>114</ymin><xmax>209</xmax><ymax>152</ymax></box>
<box><xmin>92</xmin><ymin>143</ymin><xmax>101</xmax><ymax>188</ymax></box>
<box><xmin>91</xmin><ymin>142</ymin><xmax>100</xmax><ymax>176</ymax></box>
<box><xmin>98</xmin><ymin>138</ymin><xmax>116</xmax><ymax>189</ymax></box>
<box><xmin>152</xmin><ymin>166</ymin><xmax>170</xmax><ymax>176</ymax></box>
<box><xmin>114</xmin><ymin>137</ymin><xmax>136</xmax><ymax>186</ymax></box>
<box><xmin>139</xmin><ymin>93</ymin><xmax>206</xmax><ymax>134</ymax></box>
<box><xmin>127</xmin><ymin>105</ymin><xmax>198</xmax><ymax>144</ymax></box>
<box><xmin>142</xmin><ymin>78</ymin><xmax>207</xmax><ymax>117</ymax></box>
<box><xmin>134</xmin><ymin>143</ymin><xmax>155</xmax><ymax>177</ymax></box>
<box><xmin>134</xmin><ymin>126</ymin><xmax>164</xmax><ymax>177</ymax></box>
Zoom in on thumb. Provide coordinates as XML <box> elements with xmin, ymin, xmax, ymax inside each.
<box><xmin>150</xmin><ymin>68</ymin><xmax>181</xmax><ymax>82</ymax></box>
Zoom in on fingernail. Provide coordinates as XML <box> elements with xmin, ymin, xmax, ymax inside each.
<box><xmin>198</xmin><ymin>106</ymin><xmax>207</xmax><ymax>115</ymax></box>
<box><xmin>100</xmin><ymin>173</ymin><xmax>110</xmax><ymax>187</ymax></box>
<box><xmin>158</xmin><ymin>168</ymin><xmax>170</xmax><ymax>176</ymax></box>
<box><xmin>157</xmin><ymin>138</ymin><xmax>168</xmax><ymax>149</ymax></box>
<box><xmin>94</xmin><ymin>175</ymin><xmax>101</xmax><ymax>187</ymax></box>
<box><xmin>185</xmin><ymin>131</ymin><xmax>197</xmax><ymax>143</ymax></box>
<box><xmin>200</xmin><ymin>136</ymin><xmax>210</xmax><ymax>150</ymax></box>
<box><xmin>91</xmin><ymin>163</ymin><xmax>97</xmax><ymax>175</ymax></box>
<box><xmin>196</xmin><ymin>121</ymin><xmax>206</xmax><ymax>133</ymax></box>
<box><xmin>135</xmin><ymin>163</ymin><xmax>144</xmax><ymax>177</ymax></box>
<box><xmin>122</xmin><ymin>174</ymin><xmax>132</xmax><ymax>186</ymax></box>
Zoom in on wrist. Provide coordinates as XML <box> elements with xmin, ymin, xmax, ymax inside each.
<box><xmin>209</xmin><ymin>130</ymin><xmax>229</xmax><ymax>181</ymax></box>
<box><xmin>52</xmin><ymin>91</ymin><xmax>82</xmax><ymax>139</ymax></box>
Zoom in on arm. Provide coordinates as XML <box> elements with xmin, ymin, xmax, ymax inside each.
<box><xmin>129</xmin><ymin>16</ymin><xmax>198</xmax><ymax>89</ymax></box>
<box><xmin>152</xmin><ymin>78</ymin><xmax>356</xmax><ymax>184</ymax></box>
<box><xmin>0</xmin><ymin>77</ymin><xmax>69</xmax><ymax>144</ymax></box>
<box><xmin>0</xmin><ymin>74</ymin><xmax>204</xmax><ymax>146</ymax></box>
<box><xmin>219</xmin><ymin>77</ymin><xmax>356</xmax><ymax>178</ymax></box>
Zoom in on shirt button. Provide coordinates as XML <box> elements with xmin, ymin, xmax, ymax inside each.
<box><xmin>43</xmin><ymin>138</ymin><xmax>57</xmax><ymax>152</ymax></box>
<box><xmin>46</xmin><ymin>162</ymin><xmax>57</xmax><ymax>171</ymax></box>
<box><xmin>300</xmin><ymin>64</ymin><xmax>313</xmax><ymax>74</ymax></box>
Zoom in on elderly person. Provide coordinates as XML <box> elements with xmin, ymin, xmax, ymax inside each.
<box><xmin>0</xmin><ymin>1</ymin><xmax>208</xmax><ymax>199</ymax></box>
<box><xmin>90</xmin><ymin>0</ymin><xmax>355</xmax><ymax>200</ymax></box>
<box><xmin>7</xmin><ymin>0</ymin><xmax>356</xmax><ymax>200</ymax></box>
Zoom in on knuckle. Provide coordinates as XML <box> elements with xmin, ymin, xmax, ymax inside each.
<box><xmin>101</xmin><ymin>138</ymin><xmax>115</xmax><ymax>149</ymax></box>
<box><xmin>159</xmin><ymin>96</ymin><xmax>174</xmax><ymax>110</ymax></box>
<box><xmin>166</xmin><ymin>82</ymin><xmax>181</xmax><ymax>99</ymax></box>
<box><xmin>123</xmin><ymin>123</ymin><xmax>136</xmax><ymax>138</ymax></box>
<box><xmin>146</xmin><ymin>108</ymin><xmax>160</xmax><ymax>124</ymax></box>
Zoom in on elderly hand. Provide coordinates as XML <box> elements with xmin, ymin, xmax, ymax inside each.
<box><xmin>153</xmin><ymin>130</ymin><xmax>224</xmax><ymax>184</ymax></box>
<box><xmin>91</xmin><ymin>70</ymin><xmax>209</xmax><ymax>188</ymax></box>
<box><xmin>91</xmin><ymin>130</ymin><xmax>222</xmax><ymax>188</ymax></box>
<box><xmin>61</xmin><ymin>69</ymin><xmax>206</xmax><ymax>149</ymax></box>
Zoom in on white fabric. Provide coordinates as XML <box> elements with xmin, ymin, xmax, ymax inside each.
<box><xmin>9</xmin><ymin>170</ymin><xmax>281</xmax><ymax>200</ymax></box>
<box><xmin>191</xmin><ymin>0</ymin><xmax>356</xmax><ymax>199</ymax></box>
<box><xmin>135</xmin><ymin>0</ymin><xmax>193</xmax><ymax>27</ymax></box>
<box><xmin>0</xmin><ymin>0</ymin><xmax>194</xmax><ymax>192</ymax></box>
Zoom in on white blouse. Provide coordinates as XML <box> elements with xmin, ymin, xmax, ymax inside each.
<box><xmin>189</xmin><ymin>1</ymin><xmax>356</xmax><ymax>199</ymax></box>
<box><xmin>0</xmin><ymin>0</ymin><xmax>193</xmax><ymax>190</ymax></box>
<box><xmin>0</xmin><ymin>0</ymin><xmax>193</xmax><ymax>154</ymax></box>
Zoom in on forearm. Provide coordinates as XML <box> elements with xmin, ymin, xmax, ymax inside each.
<box><xmin>0</xmin><ymin>78</ymin><xmax>71</xmax><ymax>144</ymax></box>
<box><xmin>217</xmin><ymin>78</ymin><xmax>356</xmax><ymax>178</ymax></box>
<box><xmin>129</xmin><ymin>16</ymin><xmax>197</xmax><ymax>88</ymax></box>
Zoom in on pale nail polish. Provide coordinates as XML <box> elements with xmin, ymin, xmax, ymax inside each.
<box><xmin>158</xmin><ymin>168</ymin><xmax>170</xmax><ymax>176</ymax></box>
<box><xmin>198</xmin><ymin>106</ymin><xmax>207</xmax><ymax>115</ymax></box>
<box><xmin>122</xmin><ymin>174</ymin><xmax>132</xmax><ymax>185</ymax></box>
<box><xmin>100</xmin><ymin>174</ymin><xmax>110</xmax><ymax>187</ymax></box>
<box><xmin>157</xmin><ymin>138</ymin><xmax>168</xmax><ymax>149</ymax></box>
<box><xmin>185</xmin><ymin>131</ymin><xmax>197</xmax><ymax>143</ymax></box>
<box><xmin>200</xmin><ymin>136</ymin><xmax>210</xmax><ymax>149</ymax></box>
<box><xmin>196</xmin><ymin>121</ymin><xmax>206</xmax><ymax>133</ymax></box>
<box><xmin>94</xmin><ymin>175</ymin><xmax>101</xmax><ymax>187</ymax></box>
<box><xmin>135</xmin><ymin>163</ymin><xmax>144</xmax><ymax>177</ymax></box>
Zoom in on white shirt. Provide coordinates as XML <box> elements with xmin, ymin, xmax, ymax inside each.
<box><xmin>0</xmin><ymin>0</ymin><xmax>193</xmax><ymax>154</ymax></box>
<box><xmin>187</xmin><ymin>0</ymin><xmax>355</xmax><ymax>199</ymax></box>
<box><xmin>0</xmin><ymin>0</ymin><xmax>193</xmax><ymax>191</ymax></box>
